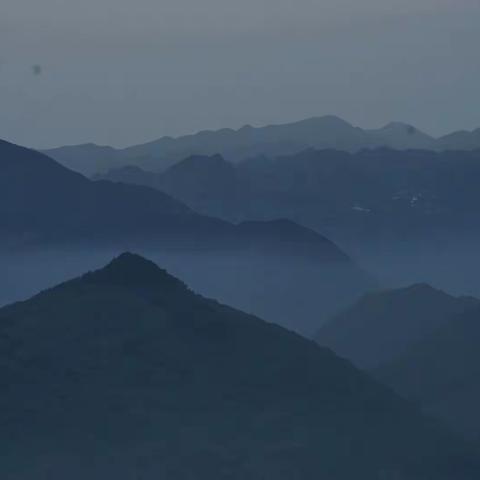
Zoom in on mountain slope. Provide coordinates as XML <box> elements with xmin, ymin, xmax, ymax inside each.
<box><xmin>0</xmin><ymin>253</ymin><xmax>478</xmax><ymax>479</ymax></box>
<box><xmin>41</xmin><ymin>143</ymin><xmax>122</xmax><ymax>176</ymax></box>
<box><xmin>377</xmin><ymin>306</ymin><xmax>480</xmax><ymax>440</ymax></box>
<box><xmin>315</xmin><ymin>284</ymin><xmax>479</xmax><ymax>370</ymax></box>
<box><xmin>0</xmin><ymin>139</ymin><xmax>197</xmax><ymax>247</ymax></box>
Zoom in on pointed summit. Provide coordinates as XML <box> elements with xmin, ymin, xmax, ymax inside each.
<box><xmin>0</xmin><ymin>255</ymin><xmax>478</xmax><ymax>478</ymax></box>
<box><xmin>83</xmin><ymin>252</ymin><xmax>187</xmax><ymax>290</ymax></box>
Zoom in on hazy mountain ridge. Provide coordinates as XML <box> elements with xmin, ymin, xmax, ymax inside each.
<box><xmin>315</xmin><ymin>283</ymin><xmax>480</xmax><ymax>370</ymax></box>
<box><xmin>1</xmin><ymin>253</ymin><xmax>478</xmax><ymax>479</ymax></box>
<box><xmin>94</xmin><ymin>147</ymin><xmax>480</xmax><ymax>244</ymax></box>
<box><xmin>43</xmin><ymin>116</ymin><xmax>480</xmax><ymax>176</ymax></box>
<box><xmin>92</xmin><ymin>146</ymin><xmax>480</xmax><ymax>300</ymax></box>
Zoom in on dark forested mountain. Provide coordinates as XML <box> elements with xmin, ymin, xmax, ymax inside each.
<box><xmin>377</xmin><ymin>306</ymin><xmax>480</xmax><ymax>440</ymax></box>
<box><xmin>315</xmin><ymin>284</ymin><xmax>480</xmax><ymax>370</ymax></box>
<box><xmin>1</xmin><ymin>253</ymin><xmax>478</xmax><ymax>480</ymax></box>
<box><xmin>43</xmin><ymin>115</ymin><xmax>480</xmax><ymax>176</ymax></box>
<box><xmin>0</xmin><ymin>139</ymin><xmax>371</xmax><ymax>334</ymax></box>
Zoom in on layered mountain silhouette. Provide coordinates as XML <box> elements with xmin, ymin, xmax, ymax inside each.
<box><xmin>0</xmin><ymin>139</ymin><xmax>371</xmax><ymax>333</ymax></box>
<box><xmin>366</xmin><ymin>122</ymin><xmax>436</xmax><ymax>151</ymax></box>
<box><xmin>315</xmin><ymin>284</ymin><xmax>480</xmax><ymax>370</ymax></box>
<box><xmin>1</xmin><ymin>253</ymin><xmax>478</xmax><ymax>479</ymax></box>
<box><xmin>377</xmin><ymin>305</ymin><xmax>480</xmax><ymax>441</ymax></box>
<box><xmin>95</xmin><ymin>148</ymin><xmax>480</xmax><ymax>246</ymax></box>
<box><xmin>0</xmin><ymin>138</ymin><xmax>345</xmax><ymax>254</ymax></box>
<box><xmin>43</xmin><ymin>115</ymin><xmax>480</xmax><ymax>176</ymax></box>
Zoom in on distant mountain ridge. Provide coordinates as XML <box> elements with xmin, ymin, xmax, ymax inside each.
<box><xmin>43</xmin><ymin>115</ymin><xmax>480</xmax><ymax>176</ymax></box>
<box><xmin>94</xmin><ymin>148</ymin><xmax>480</xmax><ymax>250</ymax></box>
<box><xmin>1</xmin><ymin>253</ymin><xmax>478</xmax><ymax>479</ymax></box>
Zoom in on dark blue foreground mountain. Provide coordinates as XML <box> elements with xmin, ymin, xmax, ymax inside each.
<box><xmin>0</xmin><ymin>253</ymin><xmax>478</xmax><ymax>479</ymax></box>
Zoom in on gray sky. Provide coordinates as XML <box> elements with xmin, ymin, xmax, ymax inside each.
<box><xmin>1</xmin><ymin>0</ymin><xmax>480</xmax><ymax>148</ymax></box>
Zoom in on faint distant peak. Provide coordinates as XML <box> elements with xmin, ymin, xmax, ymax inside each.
<box><xmin>380</xmin><ymin>122</ymin><xmax>417</xmax><ymax>133</ymax></box>
<box><xmin>292</xmin><ymin>115</ymin><xmax>355</xmax><ymax>128</ymax></box>
<box><xmin>46</xmin><ymin>142</ymin><xmax>118</xmax><ymax>152</ymax></box>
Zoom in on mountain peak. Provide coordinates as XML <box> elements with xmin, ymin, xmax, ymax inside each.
<box><xmin>83</xmin><ymin>252</ymin><xmax>187</xmax><ymax>290</ymax></box>
<box><xmin>299</xmin><ymin>115</ymin><xmax>354</xmax><ymax>128</ymax></box>
<box><xmin>1</xmin><ymin>254</ymin><xmax>476</xmax><ymax>478</ymax></box>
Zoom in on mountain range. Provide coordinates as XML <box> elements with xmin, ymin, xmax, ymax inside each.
<box><xmin>0</xmin><ymin>139</ymin><xmax>371</xmax><ymax>333</ymax></box>
<box><xmin>93</xmin><ymin>147</ymin><xmax>480</xmax><ymax>247</ymax></box>
<box><xmin>0</xmin><ymin>139</ymin><xmax>345</xmax><ymax>252</ymax></box>
<box><xmin>43</xmin><ymin>115</ymin><xmax>480</xmax><ymax>176</ymax></box>
<box><xmin>1</xmin><ymin>253</ymin><xmax>478</xmax><ymax>479</ymax></box>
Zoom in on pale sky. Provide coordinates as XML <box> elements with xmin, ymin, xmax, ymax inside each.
<box><xmin>1</xmin><ymin>0</ymin><xmax>480</xmax><ymax>148</ymax></box>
